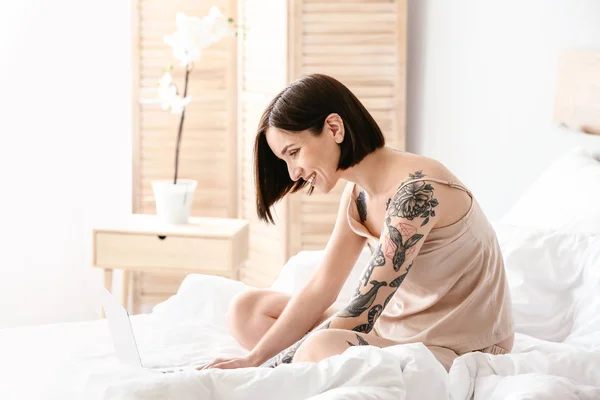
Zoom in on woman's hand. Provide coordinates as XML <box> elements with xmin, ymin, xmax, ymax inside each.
<box><xmin>196</xmin><ymin>353</ymin><xmax>261</xmax><ymax>371</ymax></box>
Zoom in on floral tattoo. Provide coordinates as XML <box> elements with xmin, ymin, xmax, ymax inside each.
<box><xmin>388</xmin><ymin>171</ymin><xmax>439</xmax><ymax>226</ymax></box>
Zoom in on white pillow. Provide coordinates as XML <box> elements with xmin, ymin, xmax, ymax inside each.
<box><xmin>502</xmin><ymin>147</ymin><xmax>600</xmax><ymax>234</ymax></box>
<box><xmin>270</xmin><ymin>248</ymin><xmax>371</xmax><ymax>308</ymax></box>
<box><xmin>154</xmin><ymin>249</ymin><xmax>371</xmax><ymax>320</ymax></box>
<box><xmin>494</xmin><ymin>222</ymin><xmax>600</xmax><ymax>347</ymax></box>
<box><xmin>152</xmin><ymin>274</ymin><xmax>248</xmax><ymax>323</ymax></box>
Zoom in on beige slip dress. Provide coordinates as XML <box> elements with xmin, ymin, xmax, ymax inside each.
<box><xmin>347</xmin><ymin>177</ymin><xmax>515</xmax><ymax>370</ymax></box>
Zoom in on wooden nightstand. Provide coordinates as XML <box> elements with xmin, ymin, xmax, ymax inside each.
<box><xmin>92</xmin><ymin>214</ymin><xmax>249</xmax><ymax>315</ymax></box>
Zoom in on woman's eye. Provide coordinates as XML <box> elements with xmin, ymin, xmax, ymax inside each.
<box><xmin>289</xmin><ymin>149</ymin><xmax>299</xmax><ymax>158</ymax></box>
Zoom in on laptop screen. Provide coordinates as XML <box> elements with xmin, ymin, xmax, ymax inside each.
<box><xmin>101</xmin><ymin>288</ymin><xmax>143</xmax><ymax>367</ymax></box>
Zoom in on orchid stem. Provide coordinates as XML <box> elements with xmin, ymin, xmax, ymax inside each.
<box><xmin>173</xmin><ymin>64</ymin><xmax>191</xmax><ymax>184</ymax></box>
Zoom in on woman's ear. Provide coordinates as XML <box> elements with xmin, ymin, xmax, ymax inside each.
<box><xmin>324</xmin><ymin>113</ymin><xmax>345</xmax><ymax>144</ymax></box>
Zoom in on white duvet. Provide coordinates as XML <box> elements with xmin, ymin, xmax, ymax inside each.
<box><xmin>1</xmin><ymin>223</ymin><xmax>599</xmax><ymax>399</ymax></box>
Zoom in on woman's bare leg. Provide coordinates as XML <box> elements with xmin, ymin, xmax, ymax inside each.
<box><xmin>227</xmin><ymin>288</ymin><xmax>338</xmax><ymax>351</ymax></box>
<box><xmin>292</xmin><ymin>328</ymin><xmax>459</xmax><ymax>371</ymax></box>
<box><xmin>292</xmin><ymin>329</ymin><xmax>400</xmax><ymax>363</ymax></box>
<box><xmin>227</xmin><ymin>290</ymin><xmax>460</xmax><ymax>370</ymax></box>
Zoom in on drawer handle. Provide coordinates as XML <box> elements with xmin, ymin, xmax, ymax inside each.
<box><xmin>157</xmin><ymin>235</ymin><xmax>167</xmax><ymax>240</ymax></box>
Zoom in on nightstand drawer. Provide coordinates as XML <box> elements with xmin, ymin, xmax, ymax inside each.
<box><xmin>94</xmin><ymin>232</ymin><xmax>232</xmax><ymax>271</ymax></box>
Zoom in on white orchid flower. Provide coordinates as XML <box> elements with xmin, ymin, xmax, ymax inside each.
<box><xmin>169</xmin><ymin>95</ymin><xmax>192</xmax><ymax>115</ymax></box>
<box><xmin>158</xmin><ymin>8</ymin><xmax>233</xmax><ymax>113</ymax></box>
<box><xmin>163</xmin><ymin>8</ymin><xmax>233</xmax><ymax>67</ymax></box>
<box><xmin>202</xmin><ymin>6</ymin><xmax>232</xmax><ymax>46</ymax></box>
<box><xmin>158</xmin><ymin>70</ymin><xmax>173</xmax><ymax>87</ymax></box>
<box><xmin>158</xmin><ymin>86</ymin><xmax>177</xmax><ymax>111</ymax></box>
<box><xmin>164</xmin><ymin>12</ymin><xmax>204</xmax><ymax>67</ymax></box>
<box><xmin>157</xmin><ymin>71</ymin><xmax>177</xmax><ymax>110</ymax></box>
<box><xmin>157</xmin><ymin>71</ymin><xmax>191</xmax><ymax>114</ymax></box>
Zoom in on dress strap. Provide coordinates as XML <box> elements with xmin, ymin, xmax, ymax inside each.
<box><xmin>396</xmin><ymin>178</ymin><xmax>472</xmax><ymax>197</ymax></box>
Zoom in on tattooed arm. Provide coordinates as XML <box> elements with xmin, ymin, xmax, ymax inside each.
<box><xmin>332</xmin><ymin>172</ymin><xmax>438</xmax><ymax>332</ymax></box>
<box><xmin>260</xmin><ymin>320</ymin><xmax>332</xmax><ymax>367</ymax></box>
<box><xmin>261</xmin><ymin>172</ymin><xmax>440</xmax><ymax>367</ymax></box>
<box><xmin>330</xmin><ymin>173</ymin><xmax>439</xmax><ymax>333</ymax></box>
<box><xmin>251</xmin><ymin>183</ymin><xmax>367</xmax><ymax>368</ymax></box>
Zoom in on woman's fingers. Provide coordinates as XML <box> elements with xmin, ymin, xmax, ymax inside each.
<box><xmin>215</xmin><ymin>359</ymin><xmax>240</xmax><ymax>370</ymax></box>
<box><xmin>196</xmin><ymin>357</ymin><xmax>227</xmax><ymax>370</ymax></box>
<box><xmin>196</xmin><ymin>362</ymin><xmax>213</xmax><ymax>370</ymax></box>
<box><xmin>196</xmin><ymin>357</ymin><xmax>256</xmax><ymax>371</ymax></box>
<box><xmin>197</xmin><ymin>356</ymin><xmax>253</xmax><ymax>371</ymax></box>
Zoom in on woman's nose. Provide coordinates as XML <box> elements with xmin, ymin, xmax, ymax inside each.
<box><xmin>288</xmin><ymin>164</ymin><xmax>303</xmax><ymax>182</ymax></box>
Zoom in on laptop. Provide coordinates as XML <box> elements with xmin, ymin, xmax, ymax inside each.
<box><xmin>100</xmin><ymin>287</ymin><xmax>199</xmax><ymax>373</ymax></box>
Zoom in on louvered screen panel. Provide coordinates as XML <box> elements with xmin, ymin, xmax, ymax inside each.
<box><xmin>134</xmin><ymin>0</ymin><xmax>237</xmax><ymax>217</ymax></box>
<box><xmin>238</xmin><ymin>0</ymin><xmax>289</xmax><ymax>288</ymax></box>
<box><xmin>288</xmin><ymin>0</ymin><xmax>407</xmax><ymax>256</ymax></box>
<box><xmin>132</xmin><ymin>0</ymin><xmax>238</xmax><ymax>311</ymax></box>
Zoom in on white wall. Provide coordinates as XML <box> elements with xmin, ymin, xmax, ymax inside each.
<box><xmin>0</xmin><ymin>0</ymin><xmax>132</xmax><ymax>328</ymax></box>
<box><xmin>407</xmin><ymin>0</ymin><xmax>600</xmax><ymax>220</ymax></box>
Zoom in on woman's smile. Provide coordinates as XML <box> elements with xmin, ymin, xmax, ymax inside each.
<box><xmin>306</xmin><ymin>172</ymin><xmax>317</xmax><ymax>192</ymax></box>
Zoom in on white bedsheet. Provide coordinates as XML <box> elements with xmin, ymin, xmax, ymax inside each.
<box><xmin>450</xmin><ymin>334</ymin><xmax>600</xmax><ymax>400</ymax></box>
<box><xmin>0</xmin><ymin>275</ymin><xmax>449</xmax><ymax>400</ymax></box>
<box><xmin>1</xmin><ymin>223</ymin><xmax>599</xmax><ymax>399</ymax></box>
<box><xmin>447</xmin><ymin>223</ymin><xmax>600</xmax><ymax>400</ymax></box>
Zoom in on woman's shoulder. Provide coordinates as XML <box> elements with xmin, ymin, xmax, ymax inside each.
<box><xmin>393</xmin><ymin>153</ymin><xmax>460</xmax><ymax>188</ymax></box>
<box><xmin>391</xmin><ymin>154</ymin><xmax>474</xmax><ymax>229</ymax></box>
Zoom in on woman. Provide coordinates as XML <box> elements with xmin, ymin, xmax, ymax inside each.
<box><xmin>200</xmin><ymin>74</ymin><xmax>514</xmax><ymax>372</ymax></box>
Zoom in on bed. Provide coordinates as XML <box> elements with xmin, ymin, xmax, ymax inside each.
<box><xmin>1</xmin><ymin>198</ymin><xmax>600</xmax><ymax>400</ymax></box>
<box><xmin>2</xmin><ymin>52</ymin><xmax>600</xmax><ymax>400</ymax></box>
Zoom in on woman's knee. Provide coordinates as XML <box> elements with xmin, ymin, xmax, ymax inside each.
<box><xmin>293</xmin><ymin>329</ymin><xmax>348</xmax><ymax>363</ymax></box>
<box><xmin>227</xmin><ymin>289</ymin><xmax>263</xmax><ymax>328</ymax></box>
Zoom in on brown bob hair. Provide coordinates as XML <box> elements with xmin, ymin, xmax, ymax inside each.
<box><xmin>254</xmin><ymin>73</ymin><xmax>385</xmax><ymax>224</ymax></box>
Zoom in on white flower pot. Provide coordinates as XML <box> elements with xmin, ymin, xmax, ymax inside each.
<box><xmin>151</xmin><ymin>179</ymin><xmax>198</xmax><ymax>224</ymax></box>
